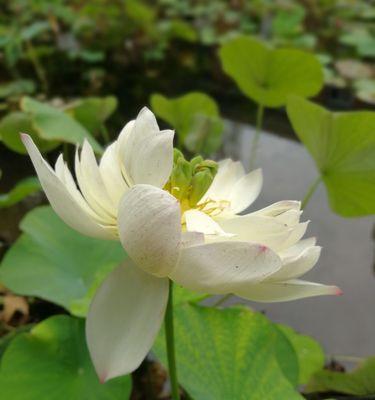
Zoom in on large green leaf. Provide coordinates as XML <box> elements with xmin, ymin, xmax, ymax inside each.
<box><xmin>286</xmin><ymin>96</ymin><xmax>375</xmax><ymax>217</ymax></box>
<box><xmin>154</xmin><ymin>304</ymin><xmax>302</xmax><ymax>400</ymax></box>
<box><xmin>65</xmin><ymin>96</ymin><xmax>118</xmax><ymax>136</ymax></box>
<box><xmin>21</xmin><ymin>97</ymin><xmax>102</xmax><ymax>152</ymax></box>
<box><xmin>306</xmin><ymin>357</ymin><xmax>375</xmax><ymax>396</ymax></box>
<box><xmin>0</xmin><ymin>111</ymin><xmax>58</xmax><ymax>154</ymax></box>
<box><xmin>219</xmin><ymin>36</ymin><xmax>323</xmax><ymax>108</ymax></box>
<box><xmin>150</xmin><ymin>92</ymin><xmax>223</xmax><ymax>153</ymax></box>
<box><xmin>0</xmin><ymin>206</ymin><xmax>125</xmax><ymax>317</ymax></box>
<box><xmin>0</xmin><ymin>315</ymin><xmax>132</xmax><ymax>399</ymax></box>
<box><xmin>277</xmin><ymin>324</ymin><xmax>325</xmax><ymax>385</ymax></box>
<box><xmin>0</xmin><ymin>177</ymin><xmax>40</xmax><ymax>208</ymax></box>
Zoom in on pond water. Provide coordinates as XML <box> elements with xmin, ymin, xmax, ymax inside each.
<box><xmin>222</xmin><ymin>121</ymin><xmax>375</xmax><ymax>359</ymax></box>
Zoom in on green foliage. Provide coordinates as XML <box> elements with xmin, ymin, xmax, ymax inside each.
<box><xmin>287</xmin><ymin>96</ymin><xmax>375</xmax><ymax>217</ymax></box>
<box><xmin>0</xmin><ymin>177</ymin><xmax>40</xmax><ymax>208</ymax></box>
<box><xmin>65</xmin><ymin>96</ymin><xmax>118</xmax><ymax>136</ymax></box>
<box><xmin>0</xmin><ymin>206</ymin><xmax>125</xmax><ymax>317</ymax></box>
<box><xmin>154</xmin><ymin>304</ymin><xmax>303</xmax><ymax>400</ymax></box>
<box><xmin>306</xmin><ymin>357</ymin><xmax>375</xmax><ymax>396</ymax></box>
<box><xmin>0</xmin><ymin>80</ymin><xmax>35</xmax><ymax>99</ymax></box>
<box><xmin>0</xmin><ymin>111</ymin><xmax>57</xmax><ymax>154</ymax></box>
<box><xmin>276</xmin><ymin>324</ymin><xmax>325</xmax><ymax>385</ymax></box>
<box><xmin>219</xmin><ymin>36</ymin><xmax>324</xmax><ymax>108</ymax></box>
<box><xmin>150</xmin><ymin>92</ymin><xmax>223</xmax><ymax>154</ymax></box>
<box><xmin>0</xmin><ymin>315</ymin><xmax>132</xmax><ymax>399</ymax></box>
<box><xmin>21</xmin><ymin>97</ymin><xmax>102</xmax><ymax>153</ymax></box>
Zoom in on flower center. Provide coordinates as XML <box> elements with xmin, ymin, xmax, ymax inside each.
<box><xmin>164</xmin><ymin>149</ymin><xmax>218</xmax><ymax>215</ymax></box>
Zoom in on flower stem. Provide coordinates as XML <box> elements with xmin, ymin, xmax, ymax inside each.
<box><xmin>212</xmin><ymin>293</ymin><xmax>232</xmax><ymax>307</ymax></box>
<box><xmin>249</xmin><ymin>103</ymin><xmax>265</xmax><ymax>170</ymax></box>
<box><xmin>301</xmin><ymin>176</ymin><xmax>322</xmax><ymax>209</ymax></box>
<box><xmin>165</xmin><ymin>280</ymin><xmax>180</xmax><ymax>400</ymax></box>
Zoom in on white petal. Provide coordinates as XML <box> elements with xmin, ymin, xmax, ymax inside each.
<box><xmin>100</xmin><ymin>142</ymin><xmax>128</xmax><ymax>205</ymax></box>
<box><xmin>86</xmin><ymin>260</ymin><xmax>169</xmax><ymax>382</ymax></box>
<box><xmin>235</xmin><ymin>279</ymin><xmax>342</xmax><ymax>303</ymax></box>
<box><xmin>75</xmin><ymin>141</ymin><xmax>116</xmax><ymax>221</ymax></box>
<box><xmin>279</xmin><ymin>237</ymin><xmax>317</xmax><ymax>259</ymax></box>
<box><xmin>229</xmin><ymin>168</ymin><xmax>263</xmax><ymax>213</ymax></box>
<box><xmin>184</xmin><ymin>209</ymin><xmax>230</xmax><ymax>236</ymax></box>
<box><xmin>169</xmin><ymin>241</ymin><xmax>281</xmax><ymax>294</ymax></box>
<box><xmin>274</xmin><ymin>209</ymin><xmax>302</xmax><ymax>227</ymax></box>
<box><xmin>201</xmin><ymin>159</ymin><xmax>245</xmax><ymax>202</ymax></box>
<box><xmin>252</xmin><ymin>201</ymin><xmax>301</xmax><ymax>217</ymax></box>
<box><xmin>268</xmin><ymin>246</ymin><xmax>321</xmax><ymax>281</ymax></box>
<box><xmin>21</xmin><ymin>134</ymin><xmax>113</xmax><ymax>240</ymax></box>
<box><xmin>218</xmin><ymin>215</ymin><xmax>293</xmax><ymax>252</ymax></box>
<box><xmin>130</xmin><ymin>131</ymin><xmax>174</xmax><ymax>188</ymax></box>
<box><xmin>181</xmin><ymin>231</ymin><xmax>205</xmax><ymax>248</ymax></box>
<box><xmin>118</xmin><ymin>184</ymin><xmax>181</xmax><ymax>277</ymax></box>
<box><xmin>120</xmin><ymin>108</ymin><xmax>174</xmax><ymax>188</ymax></box>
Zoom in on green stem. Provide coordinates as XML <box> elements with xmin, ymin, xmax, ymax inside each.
<box><xmin>301</xmin><ymin>176</ymin><xmax>322</xmax><ymax>210</ymax></box>
<box><xmin>212</xmin><ymin>293</ymin><xmax>233</xmax><ymax>307</ymax></box>
<box><xmin>249</xmin><ymin>103</ymin><xmax>265</xmax><ymax>170</ymax></box>
<box><xmin>25</xmin><ymin>40</ymin><xmax>49</xmax><ymax>94</ymax></box>
<box><xmin>165</xmin><ymin>280</ymin><xmax>180</xmax><ymax>400</ymax></box>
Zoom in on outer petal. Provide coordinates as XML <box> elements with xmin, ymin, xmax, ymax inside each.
<box><xmin>218</xmin><ymin>215</ymin><xmax>305</xmax><ymax>252</ymax></box>
<box><xmin>235</xmin><ymin>279</ymin><xmax>342</xmax><ymax>302</ymax></box>
<box><xmin>169</xmin><ymin>241</ymin><xmax>282</xmax><ymax>294</ymax></box>
<box><xmin>100</xmin><ymin>142</ymin><xmax>128</xmax><ymax>205</ymax></box>
<box><xmin>21</xmin><ymin>134</ymin><xmax>113</xmax><ymax>240</ymax></box>
<box><xmin>268</xmin><ymin>246</ymin><xmax>321</xmax><ymax>281</ymax></box>
<box><xmin>118</xmin><ymin>184</ymin><xmax>181</xmax><ymax>277</ymax></box>
<box><xmin>229</xmin><ymin>168</ymin><xmax>263</xmax><ymax>213</ymax></box>
<box><xmin>252</xmin><ymin>200</ymin><xmax>301</xmax><ymax>217</ymax></box>
<box><xmin>86</xmin><ymin>260</ymin><xmax>169</xmax><ymax>382</ymax></box>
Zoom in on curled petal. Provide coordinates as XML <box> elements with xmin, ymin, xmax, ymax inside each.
<box><xmin>201</xmin><ymin>159</ymin><xmax>244</xmax><ymax>202</ymax></box>
<box><xmin>235</xmin><ymin>279</ymin><xmax>342</xmax><ymax>302</ymax></box>
<box><xmin>268</xmin><ymin>246</ymin><xmax>321</xmax><ymax>281</ymax></box>
<box><xmin>169</xmin><ymin>241</ymin><xmax>282</xmax><ymax>294</ymax></box>
<box><xmin>21</xmin><ymin>134</ymin><xmax>113</xmax><ymax>240</ymax></box>
<box><xmin>118</xmin><ymin>184</ymin><xmax>181</xmax><ymax>277</ymax></box>
<box><xmin>120</xmin><ymin>108</ymin><xmax>174</xmax><ymax>188</ymax></box>
<box><xmin>229</xmin><ymin>168</ymin><xmax>263</xmax><ymax>213</ymax></box>
<box><xmin>219</xmin><ymin>215</ymin><xmax>306</xmax><ymax>252</ymax></box>
<box><xmin>86</xmin><ymin>260</ymin><xmax>169</xmax><ymax>382</ymax></box>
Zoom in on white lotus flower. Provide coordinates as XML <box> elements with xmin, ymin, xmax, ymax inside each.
<box><xmin>22</xmin><ymin>107</ymin><xmax>341</xmax><ymax>382</ymax></box>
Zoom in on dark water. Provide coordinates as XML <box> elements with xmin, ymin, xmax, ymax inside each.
<box><xmin>222</xmin><ymin>121</ymin><xmax>375</xmax><ymax>359</ymax></box>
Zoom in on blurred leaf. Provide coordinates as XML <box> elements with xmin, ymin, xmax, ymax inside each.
<box><xmin>276</xmin><ymin>324</ymin><xmax>325</xmax><ymax>385</ymax></box>
<box><xmin>21</xmin><ymin>97</ymin><xmax>102</xmax><ymax>152</ymax></box>
<box><xmin>0</xmin><ymin>111</ymin><xmax>58</xmax><ymax>154</ymax></box>
<box><xmin>20</xmin><ymin>21</ymin><xmax>50</xmax><ymax>41</ymax></box>
<box><xmin>0</xmin><ymin>80</ymin><xmax>35</xmax><ymax>99</ymax></box>
<box><xmin>0</xmin><ymin>177</ymin><xmax>40</xmax><ymax>208</ymax></box>
<box><xmin>154</xmin><ymin>304</ymin><xmax>302</xmax><ymax>400</ymax></box>
<box><xmin>287</xmin><ymin>96</ymin><xmax>375</xmax><ymax>217</ymax></box>
<box><xmin>65</xmin><ymin>96</ymin><xmax>118</xmax><ymax>136</ymax></box>
<box><xmin>335</xmin><ymin>59</ymin><xmax>373</xmax><ymax>81</ymax></box>
<box><xmin>340</xmin><ymin>29</ymin><xmax>375</xmax><ymax>58</ymax></box>
<box><xmin>0</xmin><ymin>315</ymin><xmax>132</xmax><ymax>399</ymax></box>
<box><xmin>0</xmin><ymin>206</ymin><xmax>125</xmax><ymax>317</ymax></box>
<box><xmin>150</xmin><ymin>92</ymin><xmax>221</xmax><ymax>147</ymax></box>
<box><xmin>184</xmin><ymin>114</ymin><xmax>224</xmax><ymax>155</ymax></box>
<box><xmin>306</xmin><ymin>357</ymin><xmax>375</xmax><ymax>396</ymax></box>
<box><xmin>219</xmin><ymin>36</ymin><xmax>323</xmax><ymax>108</ymax></box>
<box><xmin>354</xmin><ymin>79</ymin><xmax>375</xmax><ymax>105</ymax></box>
